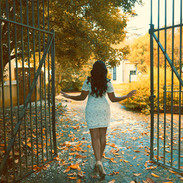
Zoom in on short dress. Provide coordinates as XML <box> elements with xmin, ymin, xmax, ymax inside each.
<box><xmin>82</xmin><ymin>79</ymin><xmax>114</xmax><ymax>129</ymax></box>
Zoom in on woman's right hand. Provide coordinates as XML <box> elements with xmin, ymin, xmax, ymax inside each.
<box><xmin>127</xmin><ymin>90</ymin><xmax>136</xmax><ymax>98</ymax></box>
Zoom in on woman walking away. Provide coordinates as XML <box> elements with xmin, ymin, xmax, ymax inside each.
<box><xmin>61</xmin><ymin>60</ymin><xmax>136</xmax><ymax>178</ymax></box>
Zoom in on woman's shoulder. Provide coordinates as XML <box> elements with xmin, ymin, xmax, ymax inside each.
<box><xmin>107</xmin><ymin>78</ymin><xmax>111</xmax><ymax>84</ymax></box>
<box><xmin>82</xmin><ymin>77</ymin><xmax>91</xmax><ymax>86</ymax></box>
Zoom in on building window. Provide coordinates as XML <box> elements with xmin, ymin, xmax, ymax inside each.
<box><xmin>113</xmin><ymin>66</ymin><xmax>116</xmax><ymax>80</ymax></box>
<box><xmin>130</xmin><ymin>70</ymin><xmax>136</xmax><ymax>75</ymax></box>
<box><xmin>129</xmin><ymin>70</ymin><xmax>136</xmax><ymax>82</ymax></box>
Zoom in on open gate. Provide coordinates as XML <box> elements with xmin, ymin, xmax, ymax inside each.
<box><xmin>149</xmin><ymin>0</ymin><xmax>183</xmax><ymax>172</ymax></box>
<box><xmin>0</xmin><ymin>1</ymin><xmax>57</xmax><ymax>182</ymax></box>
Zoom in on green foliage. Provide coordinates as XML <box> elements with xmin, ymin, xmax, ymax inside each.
<box><xmin>55</xmin><ymin>59</ymin><xmax>92</xmax><ymax>93</ymax></box>
<box><xmin>0</xmin><ymin>1</ymin><xmax>49</xmax><ymax>80</ymax></box>
<box><xmin>50</xmin><ymin>0</ymin><xmax>142</xmax><ymax>67</ymax></box>
<box><xmin>1</xmin><ymin>0</ymin><xmax>142</xmax><ymax>89</ymax></box>
<box><xmin>115</xmin><ymin>67</ymin><xmax>180</xmax><ymax>114</ymax></box>
<box><xmin>127</xmin><ymin>29</ymin><xmax>183</xmax><ymax>73</ymax></box>
<box><xmin>60</xmin><ymin>67</ymin><xmax>86</xmax><ymax>92</ymax></box>
<box><xmin>50</xmin><ymin>0</ymin><xmax>142</xmax><ymax>91</ymax></box>
<box><xmin>127</xmin><ymin>33</ymin><xmax>150</xmax><ymax>73</ymax></box>
<box><xmin>115</xmin><ymin>75</ymin><xmax>151</xmax><ymax>114</ymax></box>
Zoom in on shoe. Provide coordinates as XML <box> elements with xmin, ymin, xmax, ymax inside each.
<box><xmin>96</xmin><ymin>161</ymin><xmax>106</xmax><ymax>178</ymax></box>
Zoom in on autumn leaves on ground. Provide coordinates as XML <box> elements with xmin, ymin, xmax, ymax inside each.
<box><xmin>25</xmin><ymin>97</ymin><xmax>183</xmax><ymax>183</ymax></box>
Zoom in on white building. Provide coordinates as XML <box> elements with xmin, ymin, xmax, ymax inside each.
<box><xmin>109</xmin><ymin>59</ymin><xmax>137</xmax><ymax>84</ymax></box>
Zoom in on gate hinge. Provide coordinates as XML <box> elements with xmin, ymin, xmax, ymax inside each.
<box><xmin>149</xmin><ymin>95</ymin><xmax>156</xmax><ymax>101</ymax></box>
<box><xmin>149</xmin><ymin>24</ymin><xmax>154</xmax><ymax>34</ymax></box>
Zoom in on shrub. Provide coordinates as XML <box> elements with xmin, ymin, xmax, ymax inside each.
<box><xmin>115</xmin><ymin>67</ymin><xmax>180</xmax><ymax>114</ymax></box>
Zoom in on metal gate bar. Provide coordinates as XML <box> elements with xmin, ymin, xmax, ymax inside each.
<box><xmin>0</xmin><ymin>33</ymin><xmax>54</xmax><ymax>175</ymax></box>
<box><xmin>150</xmin><ymin>0</ymin><xmax>183</xmax><ymax>173</ymax></box>
<box><xmin>0</xmin><ymin>1</ymin><xmax>57</xmax><ymax>182</ymax></box>
<box><xmin>151</xmin><ymin>33</ymin><xmax>183</xmax><ymax>86</ymax></box>
<box><xmin>156</xmin><ymin>0</ymin><xmax>160</xmax><ymax>163</ymax></box>
<box><xmin>178</xmin><ymin>0</ymin><xmax>182</xmax><ymax>170</ymax></box>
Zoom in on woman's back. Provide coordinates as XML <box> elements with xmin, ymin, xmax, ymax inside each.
<box><xmin>82</xmin><ymin>79</ymin><xmax>114</xmax><ymax>129</ymax></box>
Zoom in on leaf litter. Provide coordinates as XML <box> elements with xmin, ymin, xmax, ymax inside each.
<box><xmin>25</xmin><ymin>99</ymin><xmax>183</xmax><ymax>183</ymax></box>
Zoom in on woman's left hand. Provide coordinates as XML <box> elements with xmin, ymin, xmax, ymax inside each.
<box><xmin>127</xmin><ymin>90</ymin><xmax>136</xmax><ymax>98</ymax></box>
<box><xmin>60</xmin><ymin>91</ymin><xmax>70</xmax><ymax>99</ymax></box>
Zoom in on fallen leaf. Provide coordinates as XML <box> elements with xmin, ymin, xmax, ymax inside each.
<box><xmin>91</xmin><ymin>175</ymin><xmax>98</xmax><ymax>178</ymax></box>
<box><xmin>134</xmin><ymin>150</ymin><xmax>141</xmax><ymax>153</ymax></box>
<box><xmin>76</xmin><ymin>155</ymin><xmax>87</xmax><ymax>159</ymax></box>
<box><xmin>108</xmin><ymin>179</ymin><xmax>115</xmax><ymax>183</ymax></box>
<box><xmin>110</xmin><ymin>143</ymin><xmax>116</xmax><ymax>147</ymax></box>
<box><xmin>169</xmin><ymin>170</ymin><xmax>176</xmax><ymax>174</ymax></box>
<box><xmin>67</xmin><ymin>173</ymin><xmax>76</xmax><ymax>176</ymax></box>
<box><xmin>78</xmin><ymin>171</ymin><xmax>85</xmax><ymax>178</ymax></box>
<box><xmin>54</xmin><ymin>156</ymin><xmax>62</xmax><ymax>161</ymax></box>
<box><xmin>69</xmin><ymin>152</ymin><xmax>79</xmax><ymax>156</ymax></box>
<box><xmin>109</xmin><ymin>172</ymin><xmax>119</xmax><ymax>176</ymax></box>
<box><xmin>71</xmin><ymin>126</ymin><xmax>80</xmax><ymax>130</ymax></box>
<box><xmin>64</xmin><ymin>166</ymin><xmax>71</xmax><ymax>173</ymax></box>
<box><xmin>87</xmin><ymin>145</ymin><xmax>91</xmax><ymax>148</ymax></box>
<box><xmin>104</xmin><ymin>155</ymin><xmax>110</xmax><ymax>159</ymax></box>
<box><xmin>151</xmin><ymin>173</ymin><xmax>159</xmax><ymax>177</ymax></box>
<box><xmin>143</xmin><ymin>177</ymin><xmax>155</xmax><ymax>183</ymax></box>
<box><xmin>146</xmin><ymin>166</ymin><xmax>157</xmax><ymax>170</ymax></box>
<box><xmin>133</xmin><ymin>173</ymin><xmax>142</xmax><ymax>176</ymax></box>
<box><xmin>76</xmin><ymin>179</ymin><xmax>82</xmax><ymax>183</ymax></box>
<box><xmin>131</xmin><ymin>137</ymin><xmax>138</xmax><ymax>140</ymax></box>
<box><xmin>68</xmin><ymin>177</ymin><xmax>77</xmax><ymax>180</ymax></box>
<box><xmin>70</xmin><ymin>163</ymin><xmax>81</xmax><ymax>171</ymax></box>
<box><xmin>110</xmin><ymin>158</ymin><xmax>117</xmax><ymax>163</ymax></box>
<box><xmin>123</xmin><ymin>160</ymin><xmax>129</xmax><ymax>163</ymax></box>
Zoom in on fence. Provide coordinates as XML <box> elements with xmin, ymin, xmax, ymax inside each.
<box><xmin>0</xmin><ymin>0</ymin><xmax>57</xmax><ymax>182</ymax></box>
<box><xmin>149</xmin><ymin>0</ymin><xmax>183</xmax><ymax>173</ymax></box>
<box><xmin>165</xmin><ymin>85</ymin><xmax>183</xmax><ymax>114</ymax></box>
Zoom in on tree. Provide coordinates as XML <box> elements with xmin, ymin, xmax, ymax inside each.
<box><xmin>50</xmin><ymin>0</ymin><xmax>142</xmax><ymax>69</ymax></box>
<box><xmin>50</xmin><ymin>0</ymin><xmax>142</xmax><ymax>91</ymax></box>
<box><xmin>0</xmin><ymin>0</ymin><xmax>142</xmax><ymax>82</ymax></box>
<box><xmin>127</xmin><ymin>33</ymin><xmax>150</xmax><ymax>72</ymax></box>
<box><xmin>127</xmin><ymin>29</ymin><xmax>183</xmax><ymax>73</ymax></box>
<box><xmin>0</xmin><ymin>0</ymin><xmax>49</xmax><ymax>81</ymax></box>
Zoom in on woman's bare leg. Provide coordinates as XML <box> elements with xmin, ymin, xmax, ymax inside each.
<box><xmin>90</xmin><ymin>128</ymin><xmax>107</xmax><ymax>177</ymax></box>
<box><xmin>90</xmin><ymin>128</ymin><xmax>101</xmax><ymax>161</ymax></box>
<box><xmin>99</xmin><ymin>127</ymin><xmax>107</xmax><ymax>159</ymax></box>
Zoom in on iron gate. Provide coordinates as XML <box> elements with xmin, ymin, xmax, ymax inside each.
<box><xmin>0</xmin><ymin>0</ymin><xmax>57</xmax><ymax>182</ymax></box>
<box><xmin>150</xmin><ymin>0</ymin><xmax>183</xmax><ymax>173</ymax></box>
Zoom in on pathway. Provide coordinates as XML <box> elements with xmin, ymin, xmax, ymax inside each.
<box><xmin>23</xmin><ymin>94</ymin><xmax>183</xmax><ymax>183</ymax></box>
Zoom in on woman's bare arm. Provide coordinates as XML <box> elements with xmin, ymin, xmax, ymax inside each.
<box><xmin>60</xmin><ymin>90</ymin><xmax>89</xmax><ymax>101</ymax></box>
<box><xmin>107</xmin><ymin>90</ymin><xmax>136</xmax><ymax>102</ymax></box>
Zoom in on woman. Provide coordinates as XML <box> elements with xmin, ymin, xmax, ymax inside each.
<box><xmin>61</xmin><ymin>60</ymin><xmax>136</xmax><ymax>178</ymax></box>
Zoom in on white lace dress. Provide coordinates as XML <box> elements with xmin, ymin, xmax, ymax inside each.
<box><xmin>82</xmin><ymin>80</ymin><xmax>114</xmax><ymax>129</ymax></box>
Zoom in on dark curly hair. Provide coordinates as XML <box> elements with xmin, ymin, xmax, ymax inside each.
<box><xmin>87</xmin><ymin>60</ymin><xmax>109</xmax><ymax>97</ymax></box>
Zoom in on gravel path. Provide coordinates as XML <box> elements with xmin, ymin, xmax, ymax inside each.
<box><xmin>23</xmin><ymin>94</ymin><xmax>183</xmax><ymax>183</ymax></box>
